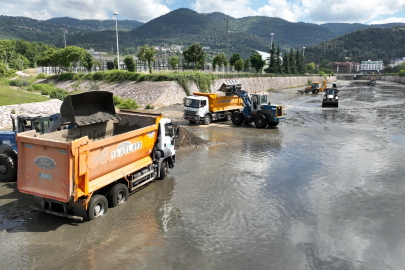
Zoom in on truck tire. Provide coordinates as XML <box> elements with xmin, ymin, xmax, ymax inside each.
<box><xmin>158</xmin><ymin>161</ymin><xmax>168</xmax><ymax>180</ymax></box>
<box><xmin>0</xmin><ymin>154</ymin><xmax>17</xmax><ymax>182</ymax></box>
<box><xmin>226</xmin><ymin>112</ymin><xmax>232</xmax><ymax>121</ymax></box>
<box><xmin>189</xmin><ymin>120</ymin><xmax>195</xmax><ymax>124</ymax></box>
<box><xmin>268</xmin><ymin>121</ymin><xmax>279</xmax><ymax>127</ymax></box>
<box><xmin>232</xmin><ymin>112</ymin><xmax>244</xmax><ymax>125</ymax></box>
<box><xmin>107</xmin><ymin>183</ymin><xmax>129</xmax><ymax>207</ymax></box>
<box><xmin>305</xmin><ymin>89</ymin><xmax>309</xmax><ymax>94</ymax></box>
<box><xmin>87</xmin><ymin>195</ymin><xmax>108</xmax><ymax>221</ymax></box>
<box><xmin>313</xmin><ymin>89</ymin><xmax>319</xmax><ymax>94</ymax></box>
<box><xmin>203</xmin><ymin>114</ymin><xmax>211</xmax><ymax>125</ymax></box>
<box><xmin>254</xmin><ymin>114</ymin><xmax>267</xmax><ymax>129</ymax></box>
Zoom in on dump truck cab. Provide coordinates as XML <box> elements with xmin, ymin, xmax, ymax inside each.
<box><xmin>322</xmin><ymin>88</ymin><xmax>339</xmax><ymax>107</ymax></box>
<box><xmin>184</xmin><ymin>95</ymin><xmax>208</xmax><ymax>123</ymax></box>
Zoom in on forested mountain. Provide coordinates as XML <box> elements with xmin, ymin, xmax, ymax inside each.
<box><xmin>304</xmin><ymin>27</ymin><xmax>405</xmax><ymax>63</ymax></box>
<box><xmin>321</xmin><ymin>22</ymin><xmax>405</xmax><ymax>36</ymax></box>
<box><xmin>0</xmin><ymin>15</ymin><xmax>142</xmax><ymax>44</ymax></box>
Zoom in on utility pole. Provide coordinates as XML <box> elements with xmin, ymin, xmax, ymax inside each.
<box><xmin>270</xmin><ymin>33</ymin><xmax>274</xmax><ymax>46</ymax></box>
<box><xmin>303</xmin><ymin>47</ymin><xmax>305</xmax><ymax>57</ymax></box>
<box><xmin>224</xmin><ymin>19</ymin><xmax>229</xmax><ymax>59</ymax></box>
<box><xmin>63</xmin><ymin>30</ymin><xmax>67</xmax><ymax>48</ymax></box>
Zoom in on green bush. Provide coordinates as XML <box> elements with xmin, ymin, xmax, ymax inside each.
<box><xmin>116</xmin><ymin>98</ymin><xmax>139</xmax><ymax>109</ymax></box>
<box><xmin>399</xmin><ymin>70</ymin><xmax>405</xmax><ymax>77</ymax></box>
<box><xmin>9</xmin><ymin>78</ymin><xmax>29</xmax><ymax>87</ymax></box>
<box><xmin>36</xmin><ymin>73</ymin><xmax>47</xmax><ymax>79</ymax></box>
<box><xmin>113</xmin><ymin>95</ymin><xmax>124</xmax><ymax>105</ymax></box>
<box><xmin>49</xmin><ymin>88</ymin><xmax>69</xmax><ymax>101</ymax></box>
<box><xmin>145</xmin><ymin>103</ymin><xmax>154</xmax><ymax>109</ymax></box>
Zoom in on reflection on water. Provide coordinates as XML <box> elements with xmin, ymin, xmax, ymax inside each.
<box><xmin>1</xmin><ymin>81</ymin><xmax>405</xmax><ymax>269</ymax></box>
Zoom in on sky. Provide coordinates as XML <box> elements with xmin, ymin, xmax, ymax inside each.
<box><xmin>1</xmin><ymin>0</ymin><xmax>405</xmax><ymax>25</ymax></box>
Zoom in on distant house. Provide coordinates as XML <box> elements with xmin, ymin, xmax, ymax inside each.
<box><xmin>330</xmin><ymin>62</ymin><xmax>360</xmax><ymax>73</ymax></box>
<box><xmin>360</xmin><ymin>60</ymin><xmax>383</xmax><ymax>73</ymax></box>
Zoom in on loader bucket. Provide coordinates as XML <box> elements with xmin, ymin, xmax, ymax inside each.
<box><xmin>60</xmin><ymin>91</ymin><xmax>120</xmax><ymax>126</ymax></box>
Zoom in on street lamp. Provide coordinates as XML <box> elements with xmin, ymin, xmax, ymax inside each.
<box><xmin>63</xmin><ymin>30</ymin><xmax>67</xmax><ymax>48</ymax></box>
<box><xmin>303</xmin><ymin>47</ymin><xmax>305</xmax><ymax>57</ymax></box>
<box><xmin>113</xmin><ymin>12</ymin><xmax>120</xmax><ymax>70</ymax></box>
<box><xmin>270</xmin><ymin>33</ymin><xmax>274</xmax><ymax>46</ymax></box>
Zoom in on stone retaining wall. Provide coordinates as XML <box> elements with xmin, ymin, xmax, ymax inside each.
<box><xmin>54</xmin><ymin>75</ymin><xmax>336</xmax><ymax>109</ymax></box>
<box><xmin>377</xmin><ymin>76</ymin><xmax>405</xmax><ymax>84</ymax></box>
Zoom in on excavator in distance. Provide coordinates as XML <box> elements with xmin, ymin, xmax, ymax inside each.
<box><xmin>300</xmin><ymin>81</ymin><xmax>327</xmax><ymax>94</ymax></box>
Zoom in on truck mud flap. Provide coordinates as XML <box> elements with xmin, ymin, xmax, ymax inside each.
<box><xmin>60</xmin><ymin>91</ymin><xmax>120</xmax><ymax>126</ymax></box>
<box><xmin>30</xmin><ymin>206</ymin><xmax>83</xmax><ymax>221</ymax></box>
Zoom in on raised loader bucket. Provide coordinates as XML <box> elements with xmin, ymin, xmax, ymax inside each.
<box><xmin>60</xmin><ymin>91</ymin><xmax>120</xmax><ymax>126</ymax></box>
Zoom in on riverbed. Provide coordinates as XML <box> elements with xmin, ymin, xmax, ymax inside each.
<box><xmin>1</xmin><ymin>80</ymin><xmax>404</xmax><ymax>269</ymax></box>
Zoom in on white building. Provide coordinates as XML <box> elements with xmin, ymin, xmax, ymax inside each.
<box><xmin>360</xmin><ymin>60</ymin><xmax>383</xmax><ymax>73</ymax></box>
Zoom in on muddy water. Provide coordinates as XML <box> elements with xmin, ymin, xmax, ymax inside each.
<box><xmin>1</xmin><ymin>81</ymin><xmax>405</xmax><ymax>269</ymax></box>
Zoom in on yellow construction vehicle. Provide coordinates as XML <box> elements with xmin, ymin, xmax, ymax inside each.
<box><xmin>300</xmin><ymin>81</ymin><xmax>327</xmax><ymax>94</ymax></box>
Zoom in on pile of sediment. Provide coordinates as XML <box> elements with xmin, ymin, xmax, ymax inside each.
<box><xmin>175</xmin><ymin>126</ymin><xmax>211</xmax><ymax>150</ymax></box>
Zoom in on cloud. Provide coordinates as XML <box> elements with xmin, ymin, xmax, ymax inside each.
<box><xmin>191</xmin><ymin>0</ymin><xmax>405</xmax><ymax>24</ymax></box>
<box><xmin>0</xmin><ymin>0</ymin><xmax>170</xmax><ymax>23</ymax></box>
<box><xmin>369</xmin><ymin>17</ymin><xmax>405</xmax><ymax>24</ymax></box>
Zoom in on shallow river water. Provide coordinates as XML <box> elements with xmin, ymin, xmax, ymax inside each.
<box><xmin>1</xmin><ymin>80</ymin><xmax>405</xmax><ymax>270</ymax></box>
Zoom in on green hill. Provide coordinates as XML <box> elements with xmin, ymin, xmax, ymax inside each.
<box><xmin>304</xmin><ymin>27</ymin><xmax>405</xmax><ymax>63</ymax></box>
<box><xmin>321</xmin><ymin>22</ymin><xmax>405</xmax><ymax>36</ymax></box>
<box><xmin>0</xmin><ymin>15</ymin><xmax>143</xmax><ymax>44</ymax></box>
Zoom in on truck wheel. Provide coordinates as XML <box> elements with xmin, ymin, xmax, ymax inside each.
<box><xmin>268</xmin><ymin>121</ymin><xmax>279</xmax><ymax>127</ymax></box>
<box><xmin>158</xmin><ymin>161</ymin><xmax>168</xmax><ymax>180</ymax></box>
<box><xmin>107</xmin><ymin>183</ymin><xmax>129</xmax><ymax>207</ymax></box>
<box><xmin>254</xmin><ymin>114</ymin><xmax>267</xmax><ymax>129</ymax></box>
<box><xmin>226</xmin><ymin>112</ymin><xmax>232</xmax><ymax>121</ymax></box>
<box><xmin>203</xmin><ymin>115</ymin><xmax>211</xmax><ymax>125</ymax></box>
<box><xmin>0</xmin><ymin>154</ymin><xmax>17</xmax><ymax>182</ymax></box>
<box><xmin>189</xmin><ymin>120</ymin><xmax>195</xmax><ymax>124</ymax></box>
<box><xmin>305</xmin><ymin>89</ymin><xmax>309</xmax><ymax>94</ymax></box>
<box><xmin>232</xmin><ymin>112</ymin><xmax>244</xmax><ymax>125</ymax></box>
<box><xmin>313</xmin><ymin>89</ymin><xmax>319</xmax><ymax>94</ymax></box>
<box><xmin>87</xmin><ymin>195</ymin><xmax>108</xmax><ymax>221</ymax></box>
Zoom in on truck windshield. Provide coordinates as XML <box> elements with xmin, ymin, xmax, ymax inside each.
<box><xmin>184</xmin><ymin>98</ymin><xmax>200</xmax><ymax>108</ymax></box>
<box><xmin>312</xmin><ymin>83</ymin><xmax>319</xmax><ymax>88</ymax></box>
<box><xmin>326</xmin><ymin>89</ymin><xmax>335</xmax><ymax>95</ymax></box>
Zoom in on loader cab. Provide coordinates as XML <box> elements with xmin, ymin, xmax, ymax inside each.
<box><xmin>13</xmin><ymin>114</ymin><xmax>52</xmax><ymax>135</ymax></box>
<box><xmin>311</xmin><ymin>82</ymin><xmax>320</xmax><ymax>89</ymax></box>
<box><xmin>250</xmin><ymin>93</ymin><xmax>268</xmax><ymax>111</ymax></box>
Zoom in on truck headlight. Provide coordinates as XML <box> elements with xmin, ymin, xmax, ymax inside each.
<box><xmin>335</xmin><ymin>97</ymin><xmax>338</xmax><ymax>100</ymax></box>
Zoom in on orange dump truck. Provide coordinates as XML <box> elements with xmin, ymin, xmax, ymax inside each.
<box><xmin>183</xmin><ymin>81</ymin><xmax>243</xmax><ymax>125</ymax></box>
<box><xmin>17</xmin><ymin>91</ymin><xmax>179</xmax><ymax>221</ymax></box>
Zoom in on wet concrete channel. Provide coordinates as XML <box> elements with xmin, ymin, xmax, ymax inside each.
<box><xmin>1</xmin><ymin>80</ymin><xmax>405</xmax><ymax>269</ymax></box>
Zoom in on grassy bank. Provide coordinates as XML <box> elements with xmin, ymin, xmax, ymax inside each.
<box><xmin>50</xmin><ymin>71</ymin><xmax>217</xmax><ymax>95</ymax></box>
<box><xmin>0</xmin><ymin>84</ymin><xmax>49</xmax><ymax>106</ymax></box>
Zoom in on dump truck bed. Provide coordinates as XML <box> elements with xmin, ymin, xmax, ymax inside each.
<box><xmin>17</xmin><ymin>111</ymin><xmax>162</xmax><ymax>202</ymax></box>
<box><xmin>193</xmin><ymin>92</ymin><xmax>243</xmax><ymax>113</ymax></box>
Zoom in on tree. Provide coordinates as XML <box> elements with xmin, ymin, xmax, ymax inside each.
<box><xmin>282</xmin><ymin>52</ymin><xmax>290</xmax><ymax>74</ymax></box>
<box><xmin>229</xmin><ymin>53</ymin><xmax>241</xmax><ymax>66</ymax></box>
<box><xmin>113</xmin><ymin>57</ymin><xmax>118</xmax><ymax>69</ymax></box>
<box><xmin>169</xmin><ymin>56</ymin><xmax>179</xmax><ymax>69</ymax></box>
<box><xmin>244</xmin><ymin>59</ymin><xmax>251</xmax><ymax>71</ymax></box>
<box><xmin>123</xmin><ymin>55</ymin><xmax>136</xmax><ymax>72</ymax></box>
<box><xmin>183</xmin><ymin>43</ymin><xmax>206</xmax><ymax>71</ymax></box>
<box><xmin>275</xmin><ymin>46</ymin><xmax>282</xmax><ymax>74</ymax></box>
<box><xmin>137</xmin><ymin>44</ymin><xmax>157</xmax><ymax>74</ymax></box>
<box><xmin>289</xmin><ymin>48</ymin><xmax>298</xmax><ymax>74</ymax></box>
<box><xmin>234</xmin><ymin>59</ymin><xmax>244</xmax><ymax>72</ymax></box>
<box><xmin>58</xmin><ymin>46</ymin><xmax>86</xmax><ymax>70</ymax></box>
<box><xmin>82</xmin><ymin>51</ymin><xmax>94</xmax><ymax>72</ymax></box>
<box><xmin>36</xmin><ymin>47</ymin><xmax>61</xmax><ymax>74</ymax></box>
<box><xmin>212</xmin><ymin>53</ymin><xmax>227</xmax><ymax>70</ymax></box>
<box><xmin>264</xmin><ymin>42</ymin><xmax>277</xmax><ymax>73</ymax></box>
<box><xmin>250</xmin><ymin>52</ymin><xmax>266</xmax><ymax>73</ymax></box>
<box><xmin>307</xmin><ymin>62</ymin><xmax>316</xmax><ymax>73</ymax></box>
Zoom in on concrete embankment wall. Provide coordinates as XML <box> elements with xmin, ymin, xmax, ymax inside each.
<box><xmin>54</xmin><ymin>75</ymin><xmax>336</xmax><ymax>108</ymax></box>
<box><xmin>377</xmin><ymin>76</ymin><xmax>405</xmax><ymax>84</ymax></box>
